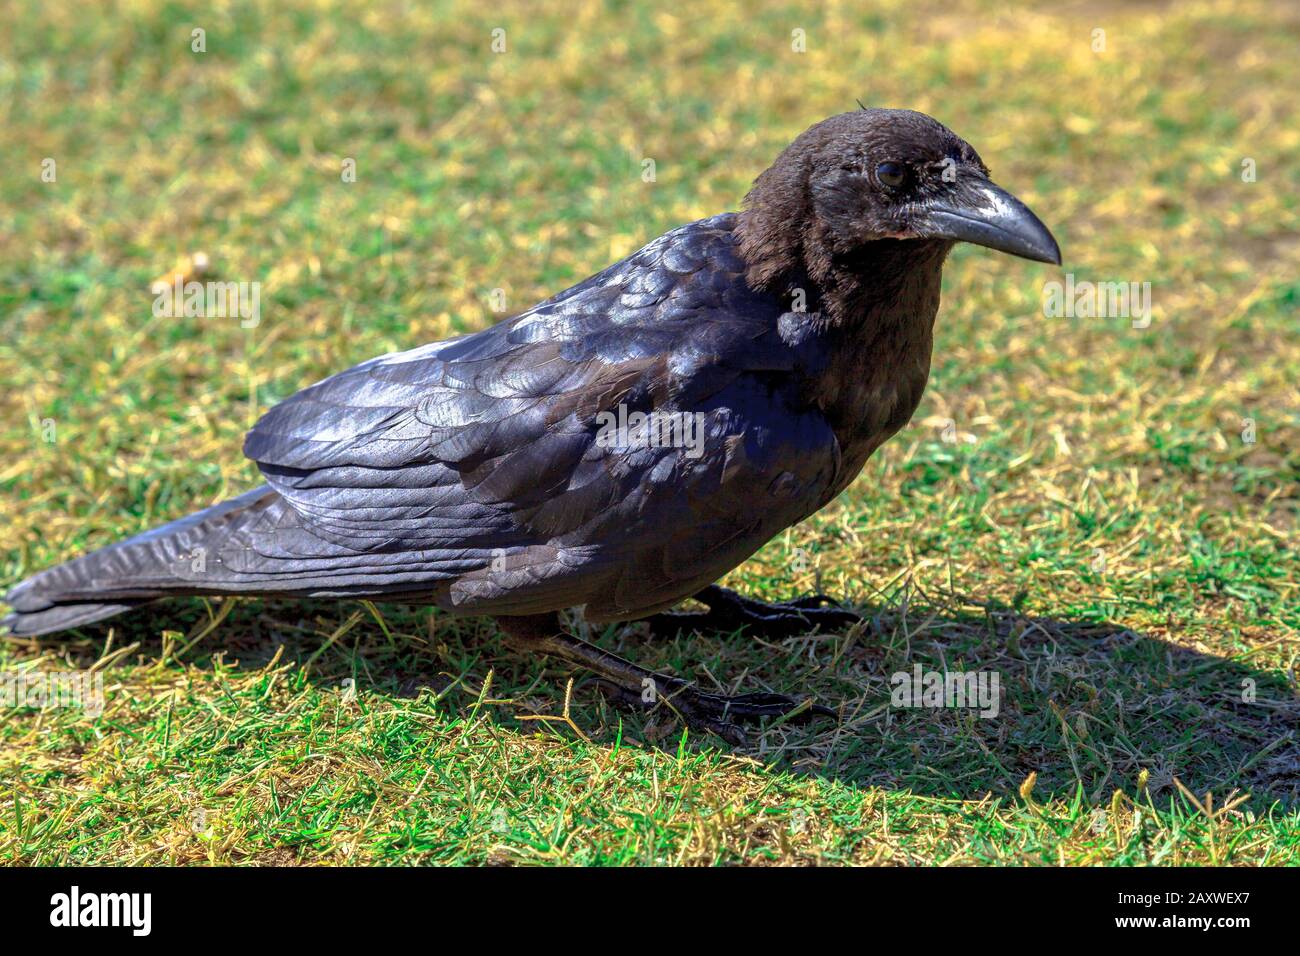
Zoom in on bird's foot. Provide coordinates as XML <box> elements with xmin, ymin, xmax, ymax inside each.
<box><xmin>498</xmin><ymin>614</ymin><xmax>836</xmax><ymax>745</ymax></box>
<box><xmin>597</xmin><ymin>678</ymin><xmax>835</xmax><ymax>745</ymax></box>
<box><xmin>643</xmin><ymin>585</ymin><xmax>861</xmax><ymax>639</ymax></box>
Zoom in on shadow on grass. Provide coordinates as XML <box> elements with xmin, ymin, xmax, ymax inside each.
<box><xmin>15</xmin><ymin>592</ymin><xmax>1300</xmax><ymax>813</ymax></box>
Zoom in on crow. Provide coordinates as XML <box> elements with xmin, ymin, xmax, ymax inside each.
<box><xmin>4</xmin><ymin>108</ymin><xmax>1060</xmax><ymax>742</ymax></box>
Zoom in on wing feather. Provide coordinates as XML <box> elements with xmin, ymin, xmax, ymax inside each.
<box><xmin>232</xmin><ymin>213</ymin><xmax>840</xmax><ymax>618</ymax></box>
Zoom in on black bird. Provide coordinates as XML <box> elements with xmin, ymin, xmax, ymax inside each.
<box><xmin>4</xmin><ymin>109</ymin><xmax>1060</xmax><ymax>741</ymax></box>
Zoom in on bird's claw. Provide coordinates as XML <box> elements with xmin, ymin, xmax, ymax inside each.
<box><xmin>598</xmin><ymin>679</ymin><xmax>836</xmax><ymax>746</ymax></box>
<box><xmin>644</xmin><ymin>587</ymin><xmax>861</xmax><ymax>639</ymax></box>
<box><xmin>780</xmin><ymin>593</ymin><xmax>844</xmax><ymax>610</ymax></box>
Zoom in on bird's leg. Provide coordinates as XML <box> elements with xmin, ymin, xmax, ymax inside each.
<box><xmin>642</xmin><ymin>584</ymin><xmax>861</xmax><ymax>639</ymax></box>
<box><xmin>497</xmin><ymin>613</ymin><xmax>835</xmax><ymax>745</ymax></box>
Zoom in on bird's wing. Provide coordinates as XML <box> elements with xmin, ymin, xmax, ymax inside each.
<box><xmin>236</xmin><ymin>214</ymin><xmax>838</xmax><ymax>615</ymax></box>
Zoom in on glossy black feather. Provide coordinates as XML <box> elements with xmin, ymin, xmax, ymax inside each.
<box><xmin>6</xmin><ymin>214</ymin><xmax>843</xmax><ymax>632</ymax></box>
<box><xmin>6</xmin><ymin>108</ymin><xmax>1038</xmax><ymax>638</ymax></box>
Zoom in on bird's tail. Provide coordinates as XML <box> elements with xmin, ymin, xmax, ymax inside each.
<box><xmin>3</xmin><ymin>486</ymin><xmax>281</xmax><ymax>637</ymax></box>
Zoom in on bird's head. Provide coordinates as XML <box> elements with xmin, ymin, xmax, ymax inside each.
<box><xmin>738</xmin><ymin>108</ymin><xmax>1061</xmax><ymax>290</ymax></box>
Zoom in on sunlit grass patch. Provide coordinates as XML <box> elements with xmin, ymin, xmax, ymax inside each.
<box><xmin>1</xmin><ymin>0</ymin><xmax>1297</xmax><ymax>865</ymax></box>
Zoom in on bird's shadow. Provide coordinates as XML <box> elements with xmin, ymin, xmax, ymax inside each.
<box><xmin>16</xmin><ymin>594</ymin><xmax>1300</xmax><ymax>813</ymax></box>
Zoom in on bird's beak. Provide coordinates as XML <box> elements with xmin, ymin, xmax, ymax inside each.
<box><xmin>914</xmin><ymin>179</ymin><xmax>1062</xmax><ymax>265</ymax></box>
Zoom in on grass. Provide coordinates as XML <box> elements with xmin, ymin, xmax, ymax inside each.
<box><xmin>1</xmin><ymin>0</ymin><xmax>1298</xmax><ymax>865</ymax></box>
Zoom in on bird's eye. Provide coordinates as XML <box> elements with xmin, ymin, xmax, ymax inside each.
<box><xmin>876</xmin><ymin>161</ymin><xmax>906</xmax><ymax>188</ymax></box>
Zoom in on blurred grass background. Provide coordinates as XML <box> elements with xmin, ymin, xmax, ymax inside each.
<box><xmin>1</xmin><ymin>0</ymin><xmax>1297</xmax><ymax>865</ymax></box>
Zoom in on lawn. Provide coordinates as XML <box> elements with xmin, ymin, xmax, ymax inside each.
<box><xmin>1</xmin><ymin>0</ymin><xmax>1297</xmax><ymax>865</ymax></box>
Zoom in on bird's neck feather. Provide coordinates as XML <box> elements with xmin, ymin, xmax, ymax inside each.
<box><xmin>819</xmin><ymin>242</ymin><xmax>948</xmax><ymax>446</ymax></box>
<box><xmin>736</xmin><ymin>207</ymin><xmax>950</xmax><ymax>327</ymax></box>
<box><xmin>738</xmin><ymin>211</ymin><xmax>951</xmax><ymax>451</ymax></box>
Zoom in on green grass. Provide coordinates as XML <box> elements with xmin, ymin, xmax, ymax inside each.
<box><xmin>2</xmin><ymin>0</ymin><xmax>1298</xmax><ymax>865</ymax></box>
